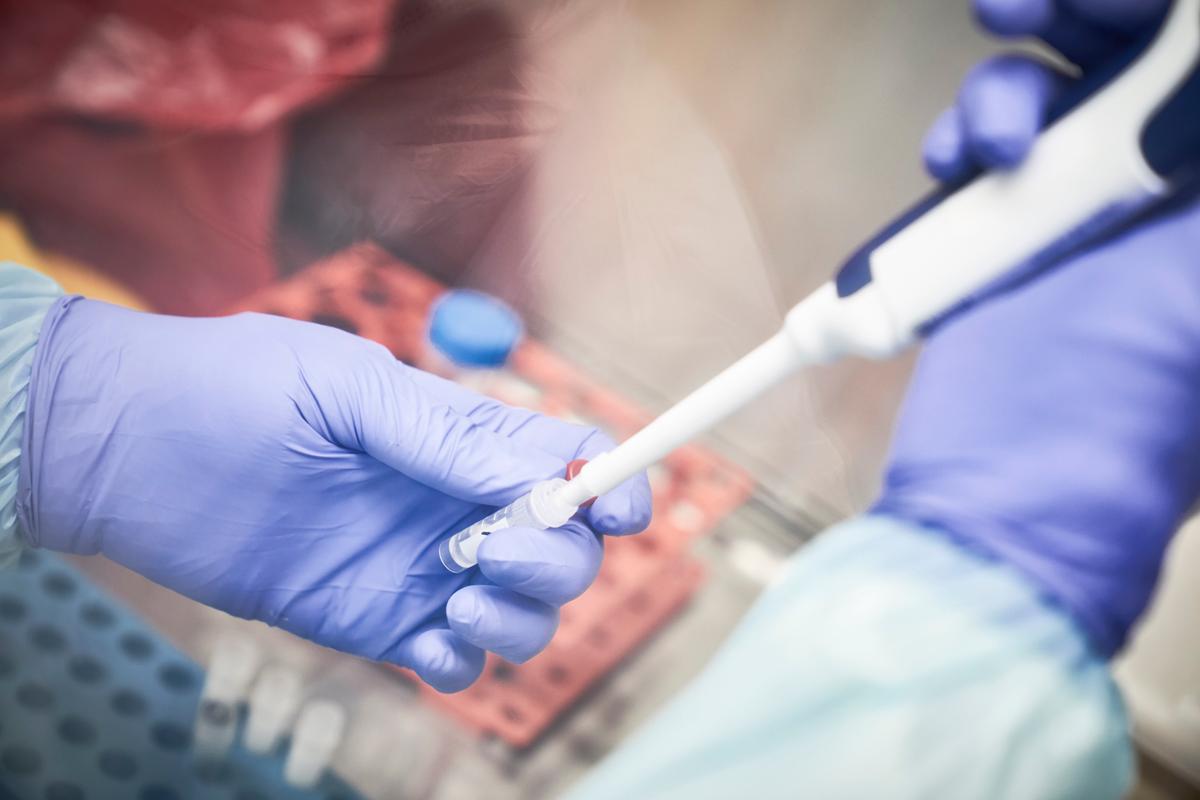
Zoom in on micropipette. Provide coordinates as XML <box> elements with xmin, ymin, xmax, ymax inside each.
<box><xmin>440</xmin><ymin>0</ymin><xmax>1200</xmax><ymax>573</ymax></box>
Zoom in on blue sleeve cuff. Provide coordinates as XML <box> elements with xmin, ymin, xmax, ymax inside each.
<box><xmin>0</xmin><ymin>263</ymin><xmax>64</xmax><ymax>567</ymax></box>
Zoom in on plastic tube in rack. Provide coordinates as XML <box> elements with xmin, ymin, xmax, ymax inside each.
<box><xmin>439</xmin><ymin>474</ymin><xmax>579</xmax><ymax>572</ymax></box>
<box><xmin>243</xmin><ymin>663</ymin><xmax>303</xmax><ymax>755</ymax></box>
<box><xmin>193</xmin><ymin>635</ymin><xmax>261</xmax><ymax>762</ymax></box>
<box><xmin>284</xmin><ymin>699</ymin><xmax>347</xmax><ymax>788</ymax></box>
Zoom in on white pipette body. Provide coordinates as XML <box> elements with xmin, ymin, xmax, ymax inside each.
<box><xmin>438</xmin><ymin>0</ymin><xmax>1200</xmax><ymax>573</ymax></box>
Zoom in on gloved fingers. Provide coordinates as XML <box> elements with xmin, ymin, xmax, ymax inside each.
<box><xmin>388</xmin><ymin>626</ymin><xmax>486</xmax><ymax>693</ymax></box>
<box><xmin>359</xmin><ymin>362</ymin><xmax>568</xmax><ymax>507</ymax></box>
<box><xmin>923</xmin><ymin>54</ymin><xmax>1068</xmax><ymax>182</ymax></box>
<box><xmin>477</xmin><ymin>522</ymin><xmax>603</xmax><ymax>605</ymax></box>
<box><xmin>586</xmin><ymin>473</ymin><xmax>653</xmax><ymax>536</ymax></box>
<box><xmin>922</xmin><ymin>107</ymin><xmax>972</xmax><ymax>183</ymax></box>
<box><xmin>446</xmin><ymin>584</ymin><xmax>559</xmax><ymax>663</ymax></box>
<box><xmin>409</xmin><ymin>367</ymin><xmax>653</xmax><ymax>536</ymax></box>
<box><xmin>574</xmin><ymin>429</ymin><xmax>654</xmax><ymax>537</ymax></box>
<box><xmin>974</xmin><ymin>0</ymin><xmax>1169</xmax><ymax>68</ymax></box>
<box><xmin>957</xmin><ymin>54</ymin><xmax>1071</xmax><ymax>170</ymax></box>
<box><xmin>973</xmin><ymin>0</ymin><xmax>1055</xmax><ymax>37</ymax></box>
<box><xmin>405</xmin><ymin>366</ymin><xmax>541</xmax><ymax>436</ymax></box>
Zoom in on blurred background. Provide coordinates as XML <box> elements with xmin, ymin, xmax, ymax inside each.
<box><xmin>0</xmin><ymin>0</ymin><xmax>1197</xmax><ymax>797</ymax></box>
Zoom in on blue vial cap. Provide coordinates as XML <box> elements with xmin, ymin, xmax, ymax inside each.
<box><xmin>428</xmin><ymin>289</ymin><xmax>523</xmax><ymax>368</ymax></box>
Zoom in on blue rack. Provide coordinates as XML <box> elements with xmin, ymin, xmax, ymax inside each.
<box><xmin>0</xmin><ymin>550</ymin><xmax>364</xmax><ymax>800</ymax></box>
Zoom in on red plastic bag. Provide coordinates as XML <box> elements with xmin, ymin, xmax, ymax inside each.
<box><xmin>0</xmin><ymin>0</ymin><xmax>395</xmax><ymax>313</ymax></box>
<box><xmin>0</xmin><ymin>0</ymin><xmax>394</xmax><ymax>129</ymax></box>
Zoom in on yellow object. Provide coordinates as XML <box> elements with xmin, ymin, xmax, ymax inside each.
<box><xmin>0</xmin><ymin>215</ymin><xmax>149</xmax><ymax>311</ymax></box>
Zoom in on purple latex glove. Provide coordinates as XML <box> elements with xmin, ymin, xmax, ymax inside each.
<box><xmin>924</xmin><ymin>0</ymin><xmax>1170</xmax><ymax>180</ymax></box>
<box><xmin>877</xmin><ymin>0</ymin><xmax>1200</xmax><ymax>656</ymax></box>
<box><xmin>17</xmin><ymin>298</ymin><xmax>651</xmax><ymax>691</ymax></box>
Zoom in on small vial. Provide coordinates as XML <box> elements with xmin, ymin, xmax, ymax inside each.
<box><xmin>193</xmin><ymin>697</ymin><xmax>238</xmax><ymax>762</ymax></box>
<box><xmin>193</xmin><ymin>635</ymin><xmax>259</xmax><ymax>762</ymax></box>
<box><xmin>204</xmin><ymin>635</ymin><xmax>260</xmax><ymax>697</ymax></box>
<box><xmin>284</xmin><ymin>700</ymin><xmax>347</xmax><ymax>788</ymax></box>
<box><xmin>439</xmin><ymin>478</ymin><xmax>578</xmax><ymax>572</ymax></box>
<box><xmin>243</xmin><ymin>664</ymin><xmax>303</xmax><ymax>755</ymax></box>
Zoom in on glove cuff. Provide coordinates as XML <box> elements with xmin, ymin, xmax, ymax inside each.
<box><xmin>15</xmin><ymin>293</ymin><xmax>83</xmax><ymax>552</ymax></box>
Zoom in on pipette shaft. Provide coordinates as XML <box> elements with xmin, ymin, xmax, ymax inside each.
<box><xmin>439</xmin><ymin>0</ymin><xmax>1200</xmax><ymax>573</ymax></box>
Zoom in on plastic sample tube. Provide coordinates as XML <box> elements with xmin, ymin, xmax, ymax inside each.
<box><xmin>193</xmin><ymin>635</ymin><xmax>260</xmax><ymax>761</ymax></box>
<box><xmin>243</xmin><ymin>663</ymin><xmax>303</xmax><ymax>755</ymax></box>
<box><xmin>439</xmin><ymin>477</ymin><xmax>578</xmax><ymax>572</ymax></box>
<box><xmin>284</xmin><ymin>699</ymin><xmax>347</xmax><ymax>788</ymax></box>
<box><xmin>193</xmin><ymin>697</ymin><xmax>238</xmax><ymax>762</ymax></box>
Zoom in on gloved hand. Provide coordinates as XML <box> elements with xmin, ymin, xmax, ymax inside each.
<box><xmin>17</xmin><ymin>298</ymin><xmax>651</xmax><ymax>691</ymax></box>
<box><xmin>876</xmin><ymin>0</ymin><xmax>1200</xmax><ymax>656</ymax></box>
<box><xmin>923</xmin><ymin>0</ymin><xmax>1170</xmax><ymax>180</ymax></box>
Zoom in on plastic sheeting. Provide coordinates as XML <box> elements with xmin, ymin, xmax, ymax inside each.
<box><xmin>0</xmin><ymin>0</ymin><xmax>395</xmax><ymax>313</ymax></box>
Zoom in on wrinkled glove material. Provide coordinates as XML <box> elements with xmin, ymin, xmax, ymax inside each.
<box><xmin>17</xmin><ymin>296</ymin><xmax>650</xmax><ymax>691</ymax></box>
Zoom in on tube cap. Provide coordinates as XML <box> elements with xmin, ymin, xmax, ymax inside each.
<box><xmin>428</xmin><ymin>289</ymin><xmax>523</xmax><ymax>368</ymax></box>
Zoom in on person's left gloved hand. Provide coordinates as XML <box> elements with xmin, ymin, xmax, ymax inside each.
<box><xmin>18</xmin><ymin>297</ymin><xmax>651</xmax><ymax>691</ymax></box>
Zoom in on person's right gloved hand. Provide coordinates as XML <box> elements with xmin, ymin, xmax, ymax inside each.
<box><xmin>17</xmin><ymin>294</ymin><xmax>651</xmax><ymax>691</ymax></box>
<box><xmin>876</xmin><ymin>0</ymin><xmax>1200</xmax><ymax>658</ymax></box>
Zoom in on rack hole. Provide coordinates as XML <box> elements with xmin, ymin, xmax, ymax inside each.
<box><xmin>586</xmin><ymin>627</ymin><xmax>610</xmax><ymax>647</ymax></box>
<box><xmin>44</xmin><ymin>782</ymin><xmax>85</xmax><ymax>800</ymax></box>
<box><xmin>119</xmin><ymin>632</ymin><xmax>155</xmax><ymax>661</ymax></box>
<box><xmin>310</xmin><ymin>313</ymin><xmax>358</xmax><ymax>335</ymax></box>
<box><xmin>359</xmin><ymin>277</ymin><xmax>390</xmax><ymax>306</ymax></box>
<box><xmin>1</xmin><ymin>744</ymin><xmax>42</xmax><ymax>775</ymax></box>
<box><xmin>80</xmin><ymin>603</ymin><xmax>116</xmax><ymax>629</ymax></box>
<box><xmin>199</xmin><ymin>698</ymin><xmax>234</xmax><ymax>726</ymax></box>
<box><xmin>158</xmin><ymin>662</ymin><xmax>197</xmax><ymax>693</ymax></box>
<box><xmin>16</xmin><ymin>682</ymin><xmax>54</xmax><ymax>710</ymax></box>
<box><xmin>68</xmin><ymin>655</ymin><xmax>107</xmax><ymax>684</ymax></box>
<box><xmin>150</xmin><ymin>721</ymin><xmax>191</xmax><ymax>751</ymax></box>
<box><xmin>634</xmin><ymin>535</ymin><xmax>659</xmax><ymax>553</ymax></box>
<box><xmin>98</xmin><ymin>750</ymin><xmax>138</xmax><ymax>780</ymax></box>
<box><xmin>0</xmin><ymin>593</ymin><xmax>26</xmax><ymax>622</ymax></box>
<box><xmin>111</xmin><ymin>689</ymin><xmax>148</xmax><ymax>717</ymax></box>
<box><xmin>41</xmin><ymin>572</ymin><xmax>77</xmax><ymax>598</ymax></box>
<box><xmin>627</xmin><ymin>591</ymin><xmax>650</xmax><ymax>613</ymax></box>
<box><xmin>58</xmin><ymin>715</ymin><xmax>97</xmax><ymax>746</ymax></box>
<box><xmin>501</xmin><ymin>705</ymin><xmax>524</xmax><ymax>723</ymax></box>
<box><xmin>139</xmin><ymin>786</ymin><xmax>179</xmax><ymax>800</ymax></box>
<box><xmin>491</xmin><ymin>663</ymin><xmax>515</xmax><ymax>682</ymax></box>
<box><xmin>30</xmin><ymin>624</ymin><xmax>66</xmax><ymax>653</ymax></box>
<box><xmin>195</xmin><ymin>761</ymin><xmax>232</xmax><ymax>784</ymax></box>
<box><xmin>546</xmin><ymin>664</ymin><xmax>569</xmax><ymax>685</ymax></box>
